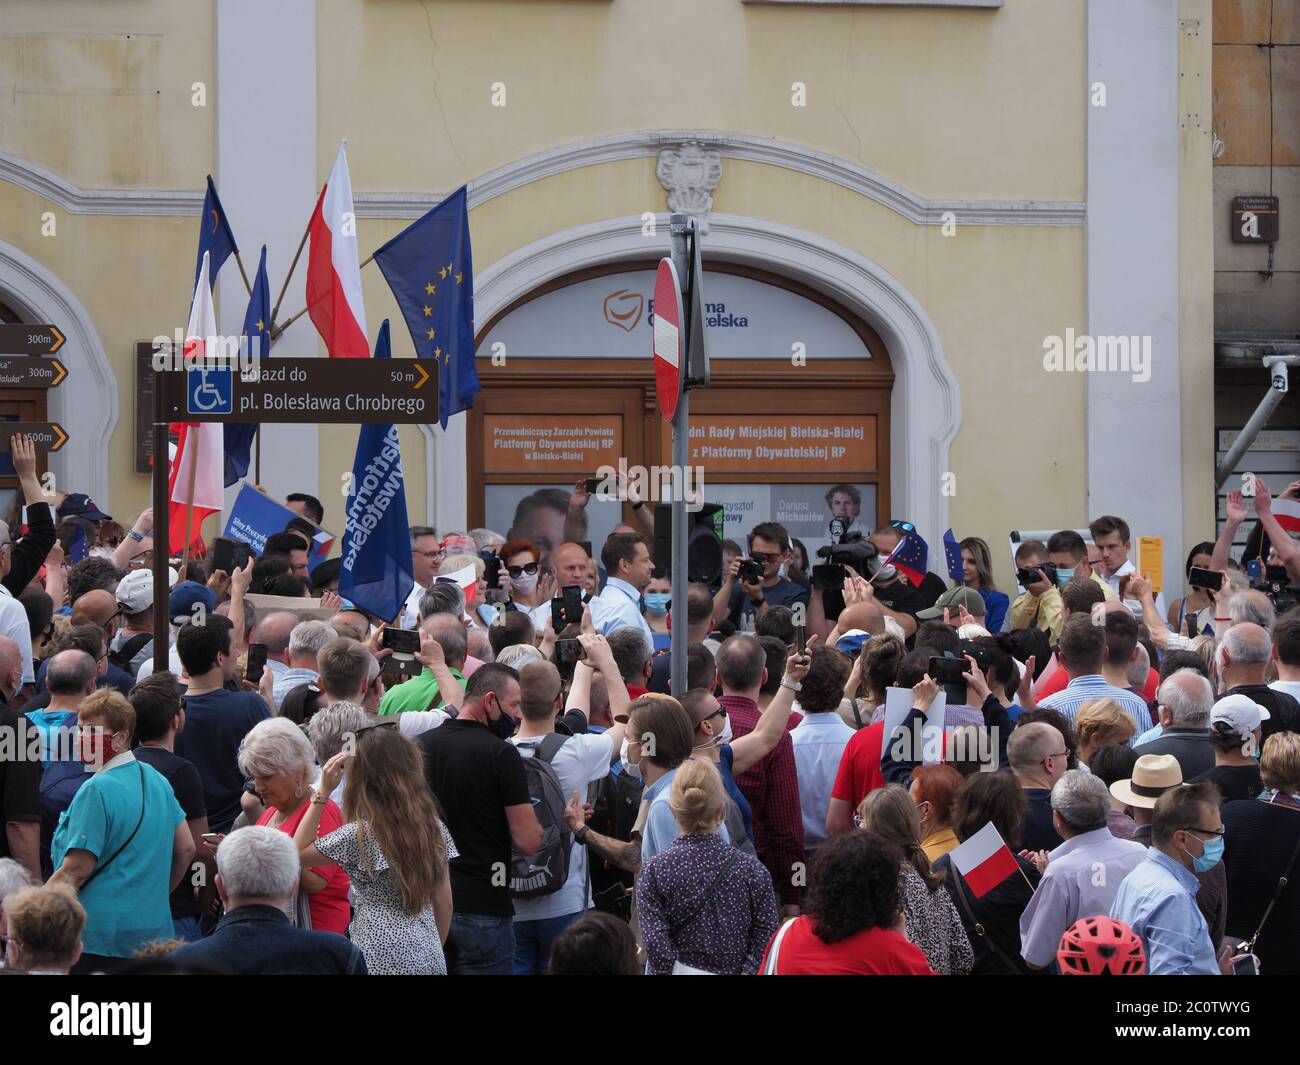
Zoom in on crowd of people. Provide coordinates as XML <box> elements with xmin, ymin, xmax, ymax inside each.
<box><xmin>1</xmin><ymin>449</ymin><xmax>1299</xmax><ymax>977</ymax></box>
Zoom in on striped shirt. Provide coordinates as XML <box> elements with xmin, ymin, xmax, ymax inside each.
<box><xmin>1038</xmin><ymin>674</ymin><xmax>1151</xmax><ymax>739</ymax></box>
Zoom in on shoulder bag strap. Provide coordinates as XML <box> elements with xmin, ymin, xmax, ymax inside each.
<box><xmin>850</xmin><ymin>698</ymin><xmax>864</xmax><ymax>729</ymax></box>
<box><xmin>668</xmin><ymin>848</ymin><xmax>740</xmax><ymax>936</ymax></box>
<box><xmin>947</xmin><ymin>863</ymin><xmax>1022</xmax><ymax>974</ymax></box>
<box><xmin>763</xmin><ymin>916</ymin><xmax>798</xmax><ymax>975</ymax></box>
<box><xmin>1245</xmin><ymin>814</ymin><xmax>1300</xmax><ymax>952</ymax></box>
<box><xmin>81</xmin><ymin>762</ymin><xmax>148</xmax><ymax>891</ymax></box>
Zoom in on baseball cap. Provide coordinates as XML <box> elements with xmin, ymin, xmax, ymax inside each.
<box><xmin>835</xmin><ymin>629</ymin><xmax>872</xmax><ymax>655</ymax></box>
<box><xmin>58</xmin><ymin>492</ymin><xmax>112</xmax><ymax>523</ymax></box>
<box><xmin>917</xmin><ymin>585</ymin><xmax>987</xmax><ymax>620</ymax></box>
<box><xmin>168</xmin><ymin>581</ymin><xmax>217</xmax><ymax>625</ymax></box>
<box><xmin>1209</xmin><ymin>693</ymin><xmax>1270</xmax><ymax>737</ymax></box>
<box><xmin>115</xmin><ymin>569</ymin><xmax>154</xmax><ymax>614</ymax></box>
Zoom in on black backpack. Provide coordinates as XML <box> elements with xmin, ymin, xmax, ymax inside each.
<box><xmin>509</xmin><ymin>733</ymin><xmax>572</xmax><ymax>899</ymax></box>
<box><xmin>108</xmin><ymin>633</ymin><xmax>152</xmax><ymax>674</ymax></box>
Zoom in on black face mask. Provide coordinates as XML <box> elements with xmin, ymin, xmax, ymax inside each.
<box><xmin>485</xmin><ymin>698</ymin><xmax>517</xmax><ymax>740</ymax></box>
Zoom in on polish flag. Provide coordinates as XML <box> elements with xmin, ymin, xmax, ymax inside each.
<box><xmin>168</xmin><ymin>252</ymin><xmax>225</xmax><ymax>554</ymax></box>
<box><xmin>306</xmin><ymin>141</ymin><xmax>369</xmax><ymax>358</ymax></box>
<box><xmin>1273</xmin><ymin>497</ymin><xmax>1300</xmax><ymax>535</ymax></box>
<box><xmin>947</xmin><ymin>821</ymin><xmax>1019</xmax><ymax>898</ymax></box>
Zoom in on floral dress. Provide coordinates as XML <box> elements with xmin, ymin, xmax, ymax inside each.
<box><xmin>315</xmin><ymin>819</ymin><xmax>457</xmax><ymax>975</ymax></box>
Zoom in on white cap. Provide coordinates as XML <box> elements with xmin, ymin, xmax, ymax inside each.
<box><xmin>115</xmin><ymin>568</ymin><xmax>154</xmax><ymax>613</ymax></box>
<box><xmin>1210</xmin><ymin>693</ymin><xmax>1270</xmax><ymax>737</ymax></box>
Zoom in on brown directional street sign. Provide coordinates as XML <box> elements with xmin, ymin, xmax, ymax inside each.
<box><xmin>0</xmin><ymin>324</ymin><xmax>65</xmax><ymax>355</ymax></box>
<box><xmin>158</xmin><ymin>357</ymin><xmax>438</xmax><ymax>424</ymax></box>
<box><xmin>0</xmin><ymin>423</ymin><xmax>69</xmax><ymax>452</ymax></box>
<box><xmin>0</xmin><ymin>356</ymin><xmax>68</xmax><ymax>388</ymax></box>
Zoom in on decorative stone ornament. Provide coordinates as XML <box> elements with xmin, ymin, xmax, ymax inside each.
<box><xmin>656</xmin><ymin>142</ymin><xmax>723</xmax><ymax>227</ymax></box>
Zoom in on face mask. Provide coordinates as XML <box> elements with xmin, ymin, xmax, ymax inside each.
<box><xmin>620</xmin><ymin>737</ymin><xmax>642</xmax><ymax>780</ymax></box>
<box><xmin>643</xmin><ymin>593</ymin><xmax>670</xmax><ymax>615</ymax></box>
<box><xmin>510</xmin><ymin>573</ymin><xmax>539</xmax><ymax>596</ymax></box>
<box><xmin>1054</xmin><ymin>567</ymin><xmax>1075</xmax><ymax>587</ymax></box>
<box><xmin>1183</xmin><ymin>834</ymin><xmax>1224</xmax><ymax>873</ymax></box>
<box><xmin>717</xmin><ymin>717</ymin><xmax>733</xmax><ymax>745</ymax></box>
<box><xmin>485</xmin><ymin>699</ymin><xmax>517</xmax><ymax>740</ymax></box>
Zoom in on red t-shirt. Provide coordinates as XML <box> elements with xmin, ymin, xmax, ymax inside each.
<box><xmin>830</xmin><ymin>722</ymin><xmax>885</xmax><ymax>808</ymax></box>
<box><xmin>761</xmin><ymin>917</ymin><xmax>935</xmax><ymax>975</ymax></box>
<box><xmin>1037</xmin><ymin>665</ymin><xmax>1158</xmax><ymax>703</ymax></box>
<box><xmin>258</xmin><ymin>800</ymin><xmax>351</xmax><ymax>935</ymax></box>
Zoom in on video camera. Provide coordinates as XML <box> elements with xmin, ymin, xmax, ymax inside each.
<box><xmin>815</xmin><ymin>519</ymin><xmax>880</xmax><ymax>573</ymax></box>
<box><xmin>1252</xmin><ymin>564</ymin><xmax>1299</xmax><ymax>615</ymax></box>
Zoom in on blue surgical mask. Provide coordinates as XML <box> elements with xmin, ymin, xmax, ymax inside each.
<box><xmin>1184</xmin><ymin>834</ymin><xmax>1224</xmax><ymax>873</ymax></box>
<box><xmin>643</xmin><ymin>593</ymin><xmax>670</xmax><ymax>615</ymax></box>
<box><xmin>1054</xmin><ymin>567</ymin><xmax>1075</xmax><ymax>587</ymax></box>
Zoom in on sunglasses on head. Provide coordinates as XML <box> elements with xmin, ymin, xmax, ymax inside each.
<box><xmin>890</xmin><ymin>520</ymin><xmax>916</xmax><ymax>534</ymax></box>
<box><xmin>507</xmin><ymin>562</ymin><xmax>539</xmax><ymax>578</ymax></box>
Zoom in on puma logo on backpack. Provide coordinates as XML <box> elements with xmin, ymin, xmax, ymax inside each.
<box><xmin>509</xmin><ymin>733</ymin><xmax>572</xmax><ymax>899</ymax></box>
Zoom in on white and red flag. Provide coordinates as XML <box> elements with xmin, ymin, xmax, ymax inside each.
<box><xmin>168</xmin><ymin>252</ymin><xmax>226</xmax><ymax>554</ymax></box>
<box><xmin>306</xmin><ymin>141</ymin><xmax>369</xmax><ymax>358</ymax></box>
<box><xmin>1272</xmin><ymin>496</ymin><xmax>1300</xmax><ymax>536</ymax></box>
<box><xmin>947</xmin><ymin>821</ymin><xmax>1019</xmax><ymax>898</ymax></box>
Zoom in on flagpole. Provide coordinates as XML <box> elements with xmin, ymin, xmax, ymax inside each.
<box><xmin>271</xmin><ymin>254</ymin><xmax>377</xmax><ymax>342</ymax></box>
<box><xmin>270</xmin><ymin>216</ymin><xmax>313</xmax><ymax>329</ymax></box>
<box><xmin>180</xmin><ymin>429</ymin><xmax>200</xmax><ymax>572</ymax></box>
<box><xmin>232</xmin><ymin>250</ymin><xmax>254</xmax><ymax>298</ymax></box>
<box><xmin>255</xmin><ymin>424</ymin><xmax>261</xmax><ymax>484</ymax></box>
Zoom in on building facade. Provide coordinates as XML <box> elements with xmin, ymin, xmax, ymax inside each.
<box><xmin>0</xmin><ymin>0</ymin><xmax>1217</xmax><ymax>592</ymax></box>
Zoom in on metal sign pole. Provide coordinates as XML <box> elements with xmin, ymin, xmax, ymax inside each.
<box><xmin>669</xmin><ymin>215</ymin><xmax>691</xmax><ymax>697</ymax></box>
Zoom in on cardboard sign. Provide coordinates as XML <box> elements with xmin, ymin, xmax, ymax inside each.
<box><xmin>881</xmin><ymin>685</ymin><xmax>947</xmax><ymax>767</ymax></box>
<box><xmin>244</xmin><ymin>594</ymin><xmax>335</xmax><ymax>622</ymax></box>
<box><xmin>1138</xmin><ymin>536</ymin><xmax>1164</xmax><ymax>595</ymax></box>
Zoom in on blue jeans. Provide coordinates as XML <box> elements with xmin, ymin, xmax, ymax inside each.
<box><xmin>172</xmin><ymin>915</ymin><xmax>204</xmax><ymax>943</ymax></box>
<box><xmin>512</xmin><ymin>910</ymin><xmax>582</xmax><ymax>975</ymax></box>
<box><xmin>446</xmin><ymin>913</ymin><xmax>515</xmax><ymax>975</ymax></box>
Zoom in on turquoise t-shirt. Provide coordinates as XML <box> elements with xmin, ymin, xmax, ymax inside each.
<box><xmin>52</xmin><ymin>756</ymin><xmax>185</xmax><ymax>958</ymax></box>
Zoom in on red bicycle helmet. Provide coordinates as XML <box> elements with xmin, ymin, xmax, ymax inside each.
<box><xmin>1056</xmin><ymin>916</ymin><xmax>1146</xmax><ymax>976</ymax></box>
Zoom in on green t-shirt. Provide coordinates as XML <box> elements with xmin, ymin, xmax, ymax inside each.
<box><xmin>377</xmin><ymin>666</ymin><xmax>465</xmax><ymax>716</ymax></box>
<box><xmin>51</xmin><ymin>756</ymin><xmax>185</xmax><ymax>958</ymax></box>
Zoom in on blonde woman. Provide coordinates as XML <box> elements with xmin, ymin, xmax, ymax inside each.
<box><xmin>635</xmin><ymin>758</ymin><xmax>780</xmax><ymax>975</ymax></box>
<box><xmin>294</xmin><ymin>724</ymin><xmax>456</xmax><ymax>975</ymax></box>
<box><xmin>1073</xmin><ymin>698</ymin><xmax>1138</xmax><ymax>769</ymax></box>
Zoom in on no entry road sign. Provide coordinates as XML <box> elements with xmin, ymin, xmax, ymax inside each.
<box><xmin>653</xmin><ymin>258</ymin><xmax>684</xmax><ymax>423</ymax></box>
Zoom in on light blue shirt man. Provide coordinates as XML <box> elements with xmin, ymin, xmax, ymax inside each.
<box><xmin>272</xmin><ymin>666</ymin><xmax>319</xmax><ymax>710</ymax></box>
<box><xmin>590</xmin><ymin>577</ymin><xmax>654</xmax><ymax>646</ymax></box>
<box><xmin>790</xmin><ymin>710</ymin><xmax>855</xmax><ymax>854</ymax></box>
<box><xmin>1110</xmin><ymin>847</ymin><xmax>1220</xmax><ymax>975</ymax></box>
<box><xmin>1040</xmin><ymin>674</ymin><xmax>1150</xmax><ymax>739</ymax></box>
<box><xmin>1019</xmin><ymin>826</ymin><xmax>1146</xmax><ymax>968</ymax></box>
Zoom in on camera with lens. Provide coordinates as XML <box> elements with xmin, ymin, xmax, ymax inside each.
<box><xmin>1253</xmin><ymin>564</ymin><xmax>1299</xmax><ymax>615</ymax></box>
<box><xmin>815</xmin><ymin>531</ymin><xmax>879</xmax><ymax>572</ymax></box>
<box><xmin>737</xmin><ymin>558</ymin><xmax>765</xmax><ymax>584</ymax></box>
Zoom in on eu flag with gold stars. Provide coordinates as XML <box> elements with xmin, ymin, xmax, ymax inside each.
<box><xmin>374</xmin><ymin>185</ymin><xmax>478</xmax><ymax>429</ymax></box>
<box><xmin>224</xmin><ymin>245</ymin><xmax>269</xmax><ymax>486</ymax></box>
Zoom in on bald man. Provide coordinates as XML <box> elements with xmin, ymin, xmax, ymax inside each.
<box><xmin>70</xmin><ymin>589</ymin><xmax>121</xmax><ymax>637</ymax></box>
<box><xmin>1009</xmin><ymin>721</ymin><xmax>1070</xmax><ymax>852</ymax></box>
<box><xmin>526</xmin><ymin>542</ymin><xmax>594</xmax><ymax>634</ymax></box>
<box><xmin>1218</xmin><ymin>622</ymin><xmax>1300</xmax><ymax>741</ymax></box>
<box><xmin>254</xmin><ymin>611</ymin><xmax>300</xmax><ymax>682</ymax></box>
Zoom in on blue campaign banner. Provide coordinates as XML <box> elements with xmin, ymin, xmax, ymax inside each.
<box><xmin>223</xmin><ymin>483</ymin><xmax>334</xmax><ymax>571</ymax></box>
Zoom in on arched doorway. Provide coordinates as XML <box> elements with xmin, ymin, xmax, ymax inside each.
<box><xmin>469</xmin><ymin>259</ymin><xmax>893</xmax><ymax>557</ymax></box>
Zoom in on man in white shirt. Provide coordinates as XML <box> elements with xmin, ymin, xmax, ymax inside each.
<box><xmin>789</xmin><ymin>646</ymin><xmax>855</xmax><ymax>859</ymax></box>
<box><xmin>1090</xmin><ymin>514</ymin><xmax>1166</xmax><ymax>618</ymax></box>
<box><xmin>588</xmin><ymin>532</ymin><xmax>655</xmax><ymax>646</ymax></box>
<box><xmin>0</xmin><ymin>585</ymin><xmax>33</xmax><ymax>687</ymax></box>
<box><xmin>509</xmin><ymin>654</ymin><xmax>625</xmax><ymax>975</ymax></box>
<box><xmin>400</xmin><ymin>526</ymin><xmax>442</xmax><ymax>629</ymax></box>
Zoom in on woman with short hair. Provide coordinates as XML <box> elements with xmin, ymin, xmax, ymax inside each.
<box><xmin>1220</xmin><ymin>732</ymin><xmax>1300</xmax><ymax>975</ymax></box>
<box><xmin>295</xmin><ymin>724</ymin><xmax>456</xmax><ymax>975</ymax></box>
<box><xmin>239</xmin><ymin>718</ymin><xmax>350</xmax><ymax>935</ymax></box>
<box><xmin>496</xmin><ymin>538</ymin><xmax>550</xmax><ymax>613</ymax></box>
<box><xmin>759</xmin><ymin>832</ymin><xmax>935</xmax><ymax>975</ymax></box>
<box><xmin>856</xmin><ymin>785</ymin><xmax>972</xmax><ymax>975</ymax></box>
<box><xmin>48</xmin><ymin>690</ymin><xmax>193</xmax><ymax>973</ymax></box>
<box><xmin>3</xmin><ymin>883</ymin><xmax>85</xmax><ymax>974</ymax></box>
<box><xmin>909</xmin><ymin>763</ymin><xmax>965</xmax><ymax>862</ymax></box>
<box><xmin>1073</xmin><ymin>698</ymin><xmax>1137</xmax><ymax>769</ymax></box>
<box><xmin>635</xmin><ymin>758</ymin><xmax>780</xmax><ymax>974</ymax></box>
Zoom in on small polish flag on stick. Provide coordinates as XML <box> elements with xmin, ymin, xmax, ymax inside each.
<box><xmin>1273</xmin><ymin>496</ymin><xmax>1300</xmax><ymax>536</ymax></box>
<box><xmin>947</xmin><ymin>821</ymin><xmax>1021</xmax><ymax>898</ymax></box>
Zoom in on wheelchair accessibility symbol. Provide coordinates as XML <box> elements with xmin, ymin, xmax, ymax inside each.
<box><xmin>187</xmin><ymin>367</ymin><xmax>233</xmax><ymax>415</ymax></box>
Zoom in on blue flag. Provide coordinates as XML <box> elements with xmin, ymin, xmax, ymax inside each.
<box><xmin>885</xmin><ymin>529</ymin><xmax>929</xmax><ymax>590</ymax></box>
<box><xmin>943</xmin><ymin>529</ymin><xmax>964</xmax><ymax>582</ymax></box>
<box><xmin>67</xmin><ymin>523</ymin><xmax>88</xmax><ymax>564</ymax></box>
<box><xmin>224</xmin><ymin>245</ymin><xmax>270</xmax><ymax>487</ymax></box>
<box><xmin>338</xmin><ymin>321</ymin><xmax>415</xmax><ymax>622</ymax></box>
<box><xmin>373</xmin><ymin>185</ymin><xmax>479</xmax><ymax>429</ymax></box>
<box><xmin>194</xmin><ymin>175</ymin><xmax>239</xmax><ymax>294</ymax></box>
